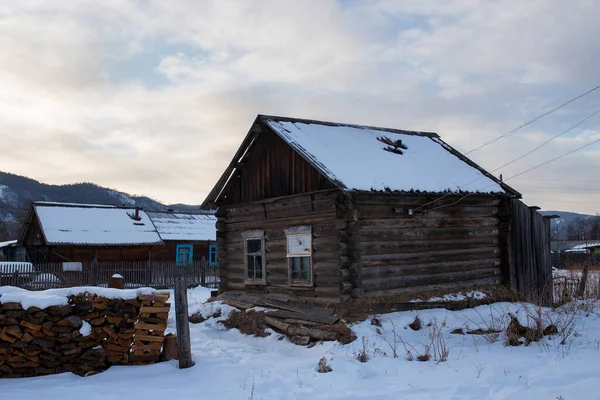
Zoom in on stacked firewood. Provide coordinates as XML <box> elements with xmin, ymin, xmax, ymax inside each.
<box><xmin>71</xmin><ymin>293</ymin><xmax>141</xmax><ymax>366</ymax></box>
<box><xmin>0</xmin><ymin>301</ymin><xmax>99</xmax><ymax>378</ymax></box>
<box><xmin>0</xmin><ymin>291</ymin><xmax>171</xmax><ymax>378</ymax></box>
<box><xmin>130</xmin><ymin>292</ymin><xmax>170</xmax><ymax>364</ymax></box>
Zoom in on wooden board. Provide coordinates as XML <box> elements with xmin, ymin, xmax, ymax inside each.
<box><xmin>134</xmin><ymin>334</ymin><xmax>165</xmax><ymax>343</ymax></box>
<box><xmin>139</xmin><ymin>306</ymin><xmax>170</xmax><ymax>314</ymax></box>
<box><xmin>219</xmin><ymin>292</ymin><xmax>338</xmax><ymax>324</ymax></box>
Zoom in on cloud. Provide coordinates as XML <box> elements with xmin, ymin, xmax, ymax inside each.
<box><xmin>0</xmin><ymin>0</ymin><xmax>599</xmax><ymax>214</ymax></box>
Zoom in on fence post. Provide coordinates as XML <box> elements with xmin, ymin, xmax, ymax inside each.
<box><xmin>201</xmin><ymin>257</ymin><xmax>206</xmax><ymax>287</ymax></box>
<box><xmin>174</xmin><ymin>266</ymin><xmax>194</xmax><ymax>369</ymax></box>
<box><xmin>146</xmin><ymin>250</ymin><xmax>152</xmax><ymax>287</ymax></box>
<box><xmin>577</xmin><ymin>257</ymin><xmax>590</xmax><ymax>298</ymax></box>
<box><xmin>92</xmin><ymin>257</ymin><xmax>99</xmax><ymax>286</ymax></box>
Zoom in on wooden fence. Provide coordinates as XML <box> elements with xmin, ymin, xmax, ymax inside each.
<box><xmin>509</xmin><ymin>200</ymin><xmax>553</xmax><ymax>305</ymax></box>
<box><xmin>0</xmin><ymin>259</ymin><xmax>219</xmax><ymax>290</ymax></box>
<box><xmin>551</xmin><ymin>253</ymin><xmax>600</xmax><ymax>270</ymax></box>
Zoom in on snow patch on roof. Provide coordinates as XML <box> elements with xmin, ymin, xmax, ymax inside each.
<box><xmin>0</xmin><ymin>240</ymin><xmax>17</xmax><ymax>249</ymax></box>
<box><xmin>148</xmin><ymin>212</ymin><xmax>216</xmax><ymax>241</ymax></box>
<box><xmin>34</xmin><ymin>204</ymin><xmax>163</xmax><ymax>246</ymax></box>
<box><xmin>265</xmin><ymin>119</ymin><xmax>505</xmax><ymax>194</ymax></box>
<box><xmin>568</xmin><ymin>242</ymin><xmax>600</xmax><ymax>251</ymax></box>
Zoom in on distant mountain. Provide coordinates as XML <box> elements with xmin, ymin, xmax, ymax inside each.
<box><xmin>539</xmin><ymin>210</ymin><xmax>599</xmax><ymax>240</ymax></box>
<box><xmin>0</xmin><ymin>171</ymin><xmax>201</xmax><ymax>239</ymax></box>
<box><xmin>539</xmin><ymin>210</ymin><xmax>597</xmax><ymax>227</ymax></box>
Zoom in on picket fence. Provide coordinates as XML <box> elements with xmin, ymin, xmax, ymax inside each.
<box><xmin>0</xmin><ymin>259</ymin><xmax>218</xmax><ymax>291</ymax></box>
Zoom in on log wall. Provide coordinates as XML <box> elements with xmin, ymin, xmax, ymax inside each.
<box><xmin>217</xmin><ymin>190</ymin><xmax>343</xmax><ymax>304</ymax></box>
<box><xmin>354</xmin><ymin>194</ymin><xmax>508</xmax><ymax>298</ymax></box>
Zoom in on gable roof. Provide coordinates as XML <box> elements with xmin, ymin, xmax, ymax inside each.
<box><xmin>202</xmin><ymin>115</ymin><xmax>520</xmax><ymax>208</ymax></box>
<box><xmin>147</xmin><ymin>212</ymin><xmax>216</xmax><ymax>242</ymax></box>
<box><xmin>24</xmin><ymin>202</ymin><xmax>163</xmax><ymax>246</ymax></box>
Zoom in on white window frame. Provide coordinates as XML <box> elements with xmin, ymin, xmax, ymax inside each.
<box><xmin>285</xmin><ymin>226</ymin><xmax>313</xmax><ymax>286</ymax></box>
<box><xmin>243</xmin><ymin>230</ymin><xmax>266</xmax><ymax>284</ymax></box>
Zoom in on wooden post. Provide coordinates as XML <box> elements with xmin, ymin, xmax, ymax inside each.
<box><xmin>146</xmin><ymin>249</ymin><xmax>152</xmax><ymax>287</ymax></box>
<box><xmin>92</xmin><ymin>254</ymin><xmax>99</xmax><ymax>287</ymax></box>
<box><xmin>577</xmin><ymin>257</ymin><xmax>590</xmax><ymax>299</ymax></box>
<box><xmin>174</xmin><ymin>267</ymin><xmax>194</xmax><ymax>368</ymax></box>
<box><xmin>201</xmin><ymin>257</ymin><xmax>206</xmax><ymax>287</ymax></box>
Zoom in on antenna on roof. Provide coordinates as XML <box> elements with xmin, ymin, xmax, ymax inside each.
<box><xmin>377</xmin><ymin>136</ymin><xmax>408</xmax><ymax>155</ymax></box>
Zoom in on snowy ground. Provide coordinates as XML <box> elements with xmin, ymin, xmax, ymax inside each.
<box><xmin>2</xmin><ymin>286</ymin><xmax>600</xmax><ymax>399</ymax></box>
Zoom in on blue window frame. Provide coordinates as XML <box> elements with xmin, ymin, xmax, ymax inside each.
<box><xmin>209</xmin><ymin>243</ymin><xmax>218</xmax><ymax>266</ymax></box>
<box><xmin>176</xmin><ymin>244</ymin><xmax>194</xmax><ymax>266</ymax></box>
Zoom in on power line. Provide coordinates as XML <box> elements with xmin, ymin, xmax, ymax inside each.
<box><xmin>427</xmin><ymin>134</ymin><xmax>600</xmax><ymax>212</ymax></box>
<box><xmin>489</xmin><ymin>107</ymin><xmax>600</xmax><ymax>173</ymax></box>
<box><xmin>505</xmin><ymin>136</ymin><xmax>600</xmax><ymax>181</ymax></box>
<box><xmin>511</xmin><ymin>177</ymin><xmax>600</xmax><ymax>183</ymax></box>
<box><xmin>522</xmin><ymin>199</ymin><xmax>600</xmax><ymax>205</ymax></box>
<box><xmin>415</xmin><ymin>106</ymin><xmax>600</xmax><ymax>212</ymax></box>
<box><xmin>464</xmin><ymin>84</ymin><xmax>600</xmax><ymax>155</ymax></box>
<box><xmin>520</xmin><ymin>186</ymin><xmax>600</xmax><ymax>191</ymax></box>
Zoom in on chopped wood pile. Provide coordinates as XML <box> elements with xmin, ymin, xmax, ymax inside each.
<box><xmin>130</xmin><ymin>292</ymin><xmax>170</xmax><ymax>364</ymax></box>
<box><xmin>217</xmin><ymin>293</ymin><xmax>356</xmax><ymax>345</ymax></box>
<box><xmin>0</xmin><ymin>291</ymin><xmax>171</xmax><ymax>378</ymax></box>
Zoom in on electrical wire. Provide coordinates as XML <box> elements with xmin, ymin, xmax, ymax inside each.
<box><xmin>505</xmin><ymin>136</ymin><xmax>600</xmax><ymax>181</ymax></box>
<box><xmin>464</xmin><ymin>84</ymin><xmax>600</xmax><ymax>155</ymax></box>
<box><xmin>489</xmin><ymin>107</ymin><xmax>600</xmax><ymax>173</ymax></box>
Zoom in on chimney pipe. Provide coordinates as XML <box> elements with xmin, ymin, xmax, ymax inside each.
<box><xmin>134</xmin><ymin>207</ymin><xmax>141</xmax><ymax>221</ymax></box>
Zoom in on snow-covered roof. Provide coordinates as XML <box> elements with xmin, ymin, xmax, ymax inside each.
<box><xmin>0</xmin><ymin>240</ymin><xmax>17</xmax><ymax>249</ymax></box>
<box><xmin>202</xmin><ymin>115</ymin><xmax>520</xmax><ymax>207</ymax></box>
<box><xmin>147</xmin><ymin>212</ymin><xmax>216</xmax><ymax>242</ymax></box>
<box><xmin>266</xmin><ymin>117</ymin><xmax>510</xmax><ymax>193</ymax></box>
<box><xmin>568</xmin><ymin>242</ymin><xmax>600</xmax><ymax>252</ymax></box>
<box><xmin>33</xmin><ymin>203</ymin><xmax>163</xmax><ymax>246</ymax></box>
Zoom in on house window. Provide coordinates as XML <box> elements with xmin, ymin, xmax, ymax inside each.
<box><xmin>285</xmin><ymin>226</ymin><xmax>312</xmax><ymax>285</ymax></box>
<box><xmin>209</xmin><ymin>243</ymin><xmax>218</xmax><ymax>266</ymax></box>
<box><xmin>243</xmin><ymin>231</ymin><xmax>265</xmax><ymax>283</ymax></box>
<box><xmin>176</xmin><ymin>244</ymin><xmax>194</xmax><ymax>266</ymax></box>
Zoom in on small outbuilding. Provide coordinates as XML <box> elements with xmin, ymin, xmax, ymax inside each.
<box><xmin>202</xmin><ymin>115</ymin><xmax>551</xmax><ymax>305</ymax></box>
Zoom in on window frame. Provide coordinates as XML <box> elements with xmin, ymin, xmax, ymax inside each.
<box><xmin>175</xmin><ymin>244</ymin><xmax>194</xmax><ymax>267</ymax></box>
<box><xmin>208</xmin><ymin>243</ymin><xmax>218</xmax><ymax>267</ymax></box>
<box><xmin>285</xmin><ymin>226</ymin><xmax>313</xmax><ymax>287</ymax></box>
<box><xmin>242</xmin><ymin>230</ymin><xmax>266</xmax><ymax>285</ymax></box>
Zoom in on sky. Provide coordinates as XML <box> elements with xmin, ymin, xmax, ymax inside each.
<box><xmin>0</xmin><ymin>0</ymin><xmax>599</xmax><ymax>213</ymax></box>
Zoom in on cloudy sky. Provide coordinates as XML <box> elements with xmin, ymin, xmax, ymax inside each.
<box><xmin>1</xmin><ymin>0</ymin><xmax>599</xmax><ymax>213</ymax></box>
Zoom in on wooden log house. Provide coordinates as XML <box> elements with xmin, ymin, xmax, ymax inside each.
<box><xmin>202</xmin><ymin>115</ymin><xmax>527</xmax><ymax>305</ymax></box>
<box><xmin>18</xmin><ymin>202</ymin><xmax>216</xmax><ymax>264</ymax></box>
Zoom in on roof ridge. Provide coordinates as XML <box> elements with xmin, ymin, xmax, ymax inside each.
<box><xmin>258</xmin><ymin>114</ymin><xmax>440</xmax><ymax>138</ymax></box>
<box><xmin>33</xmin><ymin>201</ymin><xmax>136</xmax><ymax>209</ymax></box>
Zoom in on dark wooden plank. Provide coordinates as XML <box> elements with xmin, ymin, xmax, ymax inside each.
<box><xmin>265</xmin><ymin>310</ymin><xmax>338</xmax><ymax>324</ymax></box>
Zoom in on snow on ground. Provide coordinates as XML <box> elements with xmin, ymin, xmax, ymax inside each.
<box><xmin>2</xmin><ymin>286</ymin><xmax>600</xmax><ymax>399</ymax></box>
<box><xmin>411</xmin><ymin>290</ymin><xmax>487</xmax><ymax>303</ymax></box>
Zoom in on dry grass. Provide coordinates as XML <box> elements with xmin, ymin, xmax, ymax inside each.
<box><xmin>220</xmin><ymin>310</ymin><xmax>271</xmax><ymax>337</ymax></box>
